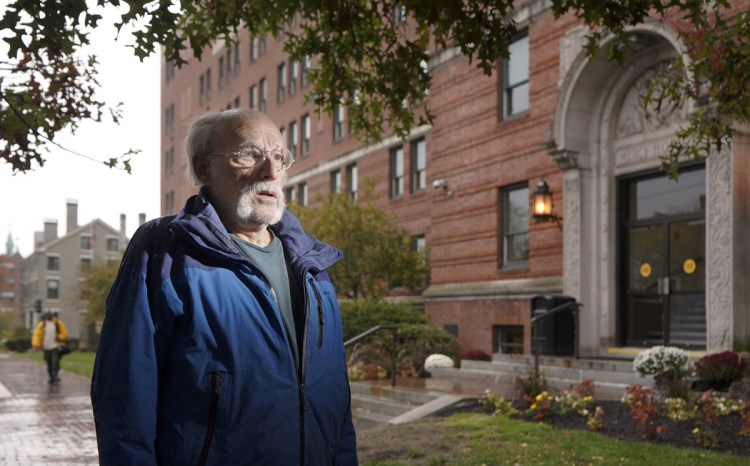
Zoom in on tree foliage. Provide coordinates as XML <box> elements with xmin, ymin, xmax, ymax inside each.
<box><xmin>289</xmin><ymin>182</ymin><xmax>427</xmax><ymax>299</ymax></box>
<box><xmin>2</xmin><ymin>0</ymin><xmax>748</xmax><ymax>175</ymax></box>
<box><xmin>78</xmin><ymin>260</ymin><xmax>120</xmax><ymax>324</ymax></box>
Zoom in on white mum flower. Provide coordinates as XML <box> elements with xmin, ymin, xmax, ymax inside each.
<box><xmin>424</xmin><ymin>353</ymin><xmax>454</xmax><ymax>372</ymax></box>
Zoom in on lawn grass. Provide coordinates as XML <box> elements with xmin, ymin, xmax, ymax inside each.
<box><xmin>14</xmin><ymin>350</ymin><xmax>96</xmax><ymax>378</ymax></box>
<box><xmin>441</xmin><ymin>413</ymin><xmax>750</xmax><ymax>466</ymax></box>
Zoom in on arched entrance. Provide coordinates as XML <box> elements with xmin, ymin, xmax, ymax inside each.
<box><xmin>547</xmin><ymin>23</ymin><xmax>735</xmax><ymax>355</ymax></box>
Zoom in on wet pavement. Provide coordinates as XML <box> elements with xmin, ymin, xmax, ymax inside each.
<box><xmin>0</xmin><ymin>353</ymin><xmax>98</xmax><ymax>465</ymax></box>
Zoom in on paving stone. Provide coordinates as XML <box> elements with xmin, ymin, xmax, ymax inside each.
<box><xmin>0</xmin><ymin>353</ymin><xmax>98</xmax><ymax>465</ymax></box>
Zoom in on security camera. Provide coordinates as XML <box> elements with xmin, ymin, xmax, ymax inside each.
<box><xmin>432</xmin><ymin>179</ymin><xmax>448</xmax><ymax>190</ymax></box>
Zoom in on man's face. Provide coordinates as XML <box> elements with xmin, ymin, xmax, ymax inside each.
<box><xmin>199</xmin><ymin>116</ymin><xmax>287</xmax><ymax>230</ymax></box>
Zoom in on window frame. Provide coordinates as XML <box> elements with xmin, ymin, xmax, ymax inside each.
<box><xmin>330</xmin><ymin>169</ymin><xmax>342</xmax><ymax>194</ymax></box>
<box><xmin>501</xmin><ymin>32</ymin><xmax>530</xmax><ymax>119</ymax></box>
<box><xmin>259</xmin><ymin>78</ymin><xmax>267</xmax><ymax>112</ymax></box>
<box><xmin>499</xmin><ymin>182</ymin><xmax>530</xmax><ymax>268</ymax></box>
<box><xmin>301</xmin><ymin>113</ymin><xmax>311</xmax><ymax>156</ymax></box>
<box><xmin>288</xmin><ymin>120</ymin><xmax>298</xmax><ymax>157</ymax></box>
<box><xmin>410</xmin><ymin>137</ymin><xmax>426</xmax><ymax>193</ymax></box>
<box><xmin>389</xmin><ymin>146</ymin><xmax>404</xmax><ymax>199</ymax></box>
<box><xmin>277</xmin><ymin>62</ymin><xmax>286</xmax><ymax>103</ymax></box>
<box><xmin>346</xmin><ymin>163</ymin><xmax>358</xmax><ymax>200</ymax></box>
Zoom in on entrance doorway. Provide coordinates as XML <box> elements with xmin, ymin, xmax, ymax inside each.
<box><xmin>620</xmin><ymin>167</ymin><xmax>706</xmax><ymax>349</ymax></box>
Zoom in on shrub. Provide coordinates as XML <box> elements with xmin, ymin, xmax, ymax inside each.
<box><xmin>4</xmin><ymin>337</ymin><xmax>31</xmax><ymax>352</ymax></box>
<box><xmin>695</xmin><ymin>351</ymin><xmax>748</xmax><ymax>383</ymax></box>
<box><xmin>375</xmin><ymin>324</ymin><xmax>459</xmax><ymax>376</ymax></box>
<box><xmin>340</xmin><ymin>299</ymin><xmax>427</xmax><ymax>342</ymax></box>
<box><xmin>456</xmin><ymin>349</ymin><xmax>491</xmax><ymax>366</ymax></box>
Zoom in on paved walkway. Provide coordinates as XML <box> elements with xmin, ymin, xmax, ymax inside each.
<box><xmin>0</xmin><ymin>353</ymin><xmax>98</xmax><ymax>465</ymax></box>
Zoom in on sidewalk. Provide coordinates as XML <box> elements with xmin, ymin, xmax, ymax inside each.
<box><xmin>0</xmin><ymin>353</ymin><xmax>98</xmax><ymax>465</ymax></box>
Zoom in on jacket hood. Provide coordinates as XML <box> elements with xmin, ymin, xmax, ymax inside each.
<box><xmin>169</xmin><ymin>188</ymin><xmax>342</xmax><ymax>273</ymax></box>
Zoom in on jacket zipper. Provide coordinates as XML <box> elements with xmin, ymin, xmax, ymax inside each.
<box><xmin>309</xmin><ymin>278</ymin><xmax>324</xmax><ymax>348</ymax></box>
<box><xmin>197</xmin><ymin>371</ymin><xmax>223</xmax><ymax>466</ymax></box>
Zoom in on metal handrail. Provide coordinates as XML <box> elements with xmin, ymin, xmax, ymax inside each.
<box><xmin>344</xmin><ymin>325</ymin><xmax>399</xmax><ymax>387</ymax></box>
<box><xmin>530</xmin><ymin>301</ymin><xmax>582</xmax><ymax>381</ymax></box>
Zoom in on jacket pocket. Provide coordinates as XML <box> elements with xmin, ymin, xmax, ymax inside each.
<box><xmin>197</xmin><ymin>370</ymin><xmax>223</xmax><ymax>466</ymax></box>
<box><xmin>309</xmin><ymin>278</ymin><xmax>324</xmax><ymax>349</ymax></box>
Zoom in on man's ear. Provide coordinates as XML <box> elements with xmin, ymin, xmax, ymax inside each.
<box><xmin>193</xmin><ymin>155</ymin><xmax>211</xmax><ymax>185</ymax></box>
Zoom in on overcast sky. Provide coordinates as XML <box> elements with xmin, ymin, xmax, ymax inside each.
<box><xmin>0</xmin><ymin>6</ymin><xmax>161</xmax><ymax>257</ymax></box>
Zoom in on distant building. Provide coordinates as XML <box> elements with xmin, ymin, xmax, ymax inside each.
<box><xmin>21</xmin><ymin>201</ymin><xmax>135</xmax><ymax>348</ymax></box>
<box><xmin>160</xmin><ymin>4</ymin><xmax>750</xmax><ymax>356</ymax></box>
<box><xmin>0</xmin><ymin>233</ymin><xmax>23</xmax><ymax>323</ymax></box>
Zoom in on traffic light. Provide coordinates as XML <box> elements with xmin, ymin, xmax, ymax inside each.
<box><xmin>34</xmin><ymin>299</ymin><xmax>42</xmax><ymax>313</ymax></box>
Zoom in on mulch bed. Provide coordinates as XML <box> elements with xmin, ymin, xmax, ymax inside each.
<box><xmin>437</xmin><ymin>398</ymin><xmax>750</xmax><ymax>457</ymax></box>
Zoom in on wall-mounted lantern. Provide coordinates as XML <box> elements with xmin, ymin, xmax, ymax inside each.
<box><xmin>532</xmin><ymin>179</ymin><xmax>560</xmax><ymax>226</ymax></box>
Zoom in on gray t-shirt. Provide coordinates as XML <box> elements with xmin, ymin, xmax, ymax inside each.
<box><xmin>231</xmin><ymin>232</ymin><xmax>301</xmax><ymax>369</ymax></box>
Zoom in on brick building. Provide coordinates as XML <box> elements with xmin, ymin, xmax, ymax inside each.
<box><xmin>160</xmin><ymin>2</ymin><xmax>750</xmax><ymax>356</ymax></box>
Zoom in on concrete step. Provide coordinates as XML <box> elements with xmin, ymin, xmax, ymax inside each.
<box><xmin>430</xmin><ymin>355</ymin><xmax>656</xmax><ymax>401</ymax></box>
<box><xmin>350</xmin><ymin>382</ymin><xmax>447</xmax><ymax>431</ymax></box>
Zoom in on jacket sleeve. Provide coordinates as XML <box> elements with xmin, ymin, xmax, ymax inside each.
<box><xmin>31</xmin><ymin>323</ymin><xmax>43</xmax><ymax>349</ymax></box>
<box><xmin>56</xmin><ymin>320</ymin><xmax>68</xmax><ymax>342</ymax></box>
<box><xmin>91</xmin><ymin>230</ymin><xmax>168</xmax><ymax>466</ymax></box>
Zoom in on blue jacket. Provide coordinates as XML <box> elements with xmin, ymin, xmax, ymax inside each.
<box><xmin>91</xmin><ymin>191</ymin><xmax>358</xmax><ymax>465</ymax></box>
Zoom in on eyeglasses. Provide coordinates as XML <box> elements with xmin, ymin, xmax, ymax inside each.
<box><xmin>206</xmin><ymin>145</ymin><xmax>295</xmax><ymax>171</ymax></box>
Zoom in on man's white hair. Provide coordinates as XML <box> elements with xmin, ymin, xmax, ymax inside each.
<box><xmin>185</xmin><ymin>108</ymin><xmax>267</xmax><ymax>186</ymax></box>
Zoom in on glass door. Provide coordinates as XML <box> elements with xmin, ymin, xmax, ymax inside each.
<box><xmin>621</xmin><ymin>167</ymin><xmax>706</xmax><ymax>348</ymax></box>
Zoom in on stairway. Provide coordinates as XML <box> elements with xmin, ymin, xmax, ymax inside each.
<box><xmin>428</xmin><ymin>353</ymin><xmax>654</xmax><ymax>401</ymax></box>
<box><xmin>350</xmin><ymin>381</ymin><xmax>465</xmax><ymax>431</ymax></box>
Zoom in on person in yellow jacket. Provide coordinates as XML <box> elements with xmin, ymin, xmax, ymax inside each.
<box><xmin>31</xmin><ymin>311</ymin><xmax>68</xmax><ymax>383</ymax></box>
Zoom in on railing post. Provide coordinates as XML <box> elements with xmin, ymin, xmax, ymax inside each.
<box><xmin>390</xmin><ymin>327</ymin><xmax>397</xmax><ymax>387</ymax></box>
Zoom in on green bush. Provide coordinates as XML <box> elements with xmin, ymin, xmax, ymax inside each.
<box><xmin>340</xmin><ymin>299</ymin><xmax>427</xmax><ymax>342</ymax></box>
<box><xmin>5</xmin><ymin>337</ymin><xmax>31</xmax><ymax>353</ymax></box>
<box><xmin>368</xmin><ymin>324</ymin><xmax>459</xmax><ymax>377</ymax></box>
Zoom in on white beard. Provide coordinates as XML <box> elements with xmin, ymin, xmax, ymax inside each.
<box><xmin>235</xmin><ymin>181</ymin><xmax>286</xmax><ymax>226</ymax></box>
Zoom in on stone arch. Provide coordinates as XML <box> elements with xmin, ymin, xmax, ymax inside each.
<box><xmin>546</xmin><ymin>22</ymin><xmax>712</xmax><ymax>355</ymax></box>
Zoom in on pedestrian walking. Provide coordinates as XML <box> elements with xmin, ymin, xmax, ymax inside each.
<box><xmin>91</xmin><ymin>109</ymin><xmax>357</xmax><ymax>465</ymax></box>
<box><xmin>31</xmin><ymin>310</ymin><xmax>68</xmax><ymax>384</ymax></box>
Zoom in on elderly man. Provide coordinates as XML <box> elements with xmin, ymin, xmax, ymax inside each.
<box><xmin>91</xmin><ymin>109</ymin><xmax>357</xmax><ymax>465</ymax></box>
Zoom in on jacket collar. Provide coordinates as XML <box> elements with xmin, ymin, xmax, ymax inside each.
<box><xmin>170</xmin><ymin>187</ymin><xmax>342</xmax><ymax>273</ymax></box>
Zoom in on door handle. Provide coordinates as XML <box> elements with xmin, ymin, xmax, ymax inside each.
<box><xmin>658</xmin><ymin>277</ymin><xmax>670</xmax><ymax>295</ymax></box>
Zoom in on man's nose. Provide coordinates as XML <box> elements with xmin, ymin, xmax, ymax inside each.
<box><xmin>257</xmin><ymin>155</ymin><xmax>283</xmax><ymax>180</ymax></box>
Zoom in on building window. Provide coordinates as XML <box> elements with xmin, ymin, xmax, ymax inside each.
<box><xmin>249</xmin><ymin>85</ymin><xmax>258</xmax><ymax>109</ymax></box>
<box><xmin>233</xmin><ymin>43</ymin><xmax>241</xmax><ymax>76</ymax></box>
<box><xmin>199</xmin><ymin>75</ymin><xmax>205</xmax><ymax>105</ymax></box>
<box><xmin>298</xmin><ymin>182</ymin><xmax>308</xmax><ymax>206</ymax></box>
<box><xmin>205</xmin><ymin>69</ymin><xmax>212</xmax><ymax>101</ymax></box>
<box><xmin>277</xmin><ymin>62</ymin><xmax>286</xmax><ymax>103</ymax></box>
<box><xmin>218</xmin><ymin>55</ymin><xmax>225</xmax><ymax>88</ymax></box>
<box><xmin>80</xmin><ymin>235</ymin><xmax>92</xmax><ymax>250</ymax></box>
<box><xmin>289</xmin><ymin>60</ymin><xmax>298</xmax><ymax>96</ymax></box>
<box><xmin>410</xmin><ymin>137</ymin><xmax>426</xmax><ymax>193</ymax></box>
<box><xmin>500</xmin><ymin>183</ymin><xmax>529</xmax><ymax>266</ymax></box>
<box><xmin>226</xmin><ymin>49</ymin><xmax>233</xmax><ymax>83</ymax></box>
<box><xmin>392</xmin><ymin>3</ymin><xmax>406</xmax><ymax>25</ymax></box>
<box><xmin>412</xmin><ymin>234</ymin><xmax>427</xmax><ymax>288</ymax></box>
<box><xmin>330</xmin><ymin>169</ymin><xmax>342</xmax><ymax>194</ymax></box>
<box><xmin>259</xmin><ymin>78</ymin><xmax>267</xmax><ymax>112</ymax></box>
<box><xmin>301</xmin><ymin>113</ymin><xmax>311</xmax><ymax>156</ymax></box>
<box><xmin>165</xmin><ymin>147</ymin><xmax>175</xmax><ymax>177</ymax></box>
<box><xmin>443</xmin><ymin>324</ymin><xmax>458</xmax><ymax>338</ymax></box>
<box><xmin>493</xmin><ymin>325</ymin><xmax>524</xmax><ymax>354</ymax></box>
<box><xmin>501</xmin><ymin>34</ymin><xmax>529</xmax><ymax>118</ymax></box>
<box><xmin>390</xmin><ymin>146</ymin><xmax>404</xmax><ymax>199</ymax></box>
<box><xmin>285</xmin><ymin>186</ymin><xmax>295</xmax><ymax>204</ymax></box>
<box><xmin>47</xmin><ymin>279</ymin><xmax>59</xmax><ymax>300</ymax></box>
<box><xmin>47</xmin><ymin>255</ymin><xmax>60</xmax><ymax>271</ymax></box>
<box><xmin>106</xmin><ymin>238</ymin><xmax>119</xmax><ymax>252</ymax></box>
<box><xmin>259</xmin><ymin>36</ymin><xmax>267</xmax><ymax>55</ymax></box>
<box><xmin>301</xmin><ymin>56</ymin><xmax>310</xmax><ymax>88</ymax></box>
<box><xmin>346</xmin><ymin>163</ymin><xmax>358</xmax><ymax>200</ymax></box>
<box><xmin>333</xmin><ymin>104</ymin><xmax>345</xmax><ymax>141</ymax></box>
<box><xmin>288</xmin><ymin>120</ymin><xmax>298</xmax><ymax>157</ymax></box>
<box><xmin>234</xmin><ymin>96</ymin><xmax>240</xmax><ymax>108</ymax></box>
<box><xmin>165</xmin><ymin>190</ymin><xmax>175</xmax><ymax>215</ymax></box>
<box><xmin>80</xmin><ymin>257</ymin><xmax>91</xmax><ymax>270</ymax></box>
